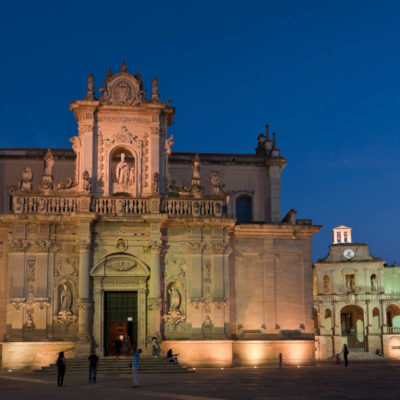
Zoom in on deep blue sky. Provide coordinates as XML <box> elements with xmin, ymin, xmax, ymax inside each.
<box><xmin>0</xmin><ymin>1</ymin><xmax>399</xmax><ymax>263</ymax></box>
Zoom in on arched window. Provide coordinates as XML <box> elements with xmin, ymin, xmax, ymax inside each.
<box><xmin>236</xmin><ymin>195</ymin><xmax>252</xmax><ymax>223</ymax></box>
<box><xmin>323</xmin><ymin>275</ymin><xmax>330</xmax><ymax>292</ymax></box>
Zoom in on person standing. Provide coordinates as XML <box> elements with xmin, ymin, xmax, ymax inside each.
<box><xmin>114</xmin><ymin>335</ymin><xmax>122</xmax><ymax>357</ymax></box>
<box><xmin>56</xmin><ymin>351</ymin><xmax>66</xmax><ymax>387</ymax></box>
<box><xmin>132</xmin><ymin>348</ymin><xmax>141</xmax><ymax>388</ymax></box>
<box><xmin>152</xmin><ymin>337</ymin><xmax>158</xmax><ymax>358</ymax></box>
<box><xmin>343</xmin><ymin>344</ymin><xmax>349</xmax><ymax>367</ymax></box>
<box><xmin>88</xmin><ymin>351</ymin><xmax>99</xmax><ymax>383</ymax></box>
<box><xmin>123</xmin><ymin>336</ymin><xmax>130</xmax><ymax>356</ymax></box>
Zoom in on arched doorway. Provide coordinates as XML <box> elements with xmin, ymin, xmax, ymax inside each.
<box><xmin>387</xmin><ymin>304</ymin><xmax>400</xmax><ymax>334</ymax></box>
<box><xmin>341</xmin><ymin>305</ymin><xmax>365</xmax><ymax>351</ymax></box>
<box><xmin>90</xmin><ymin>253</ymin><xmax>150</xmax><ymax>355</ymax></box>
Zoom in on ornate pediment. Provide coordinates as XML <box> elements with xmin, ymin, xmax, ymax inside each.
<box><xmin>99</xmin><ymin>61</ymin><xmax>144</xmax><ymax>106</ymax></box>
<box><xmin>90</xmin><ymin>253</ymin><xmax>150</xmax><ymax>277</ymax></box>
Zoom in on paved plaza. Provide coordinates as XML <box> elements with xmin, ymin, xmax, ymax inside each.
<box><xmin>1</xmin><ymin>361</ymin><xmax>400</xmax><ymax>400</ymax></box>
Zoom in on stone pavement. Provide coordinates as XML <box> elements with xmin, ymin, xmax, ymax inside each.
<box><xmin>1</xmin><ymin>361</ymin><xmax>400</xmax><ymax>400</ymax></box>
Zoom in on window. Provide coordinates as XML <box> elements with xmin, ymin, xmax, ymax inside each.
<box><xmin>344</xmin><ymin>232</ymin><xmax>348</xmax><ymax>243</ymax></box>
<box><xmin>346</xmin><ymin>274</ymin><xmax>355</xmax><ymax>292</ymax></box>
<box><xmin>236</xmin><ymin>196</ymin><xmax>252</xmax><ymax>223</ymax></box>
<box><xmin>337</xmin><ymin>232</ymin><xmax>341</xmax><ymax>243</ymax></box>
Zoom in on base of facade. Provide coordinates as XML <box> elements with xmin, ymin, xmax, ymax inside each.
<box><xmin>0</xmin><ymin>341</ymin><xmax>76</xmax><ymax>369</ymax></box>
<box><xmin>161</xmin><ymin>340</ymin><xmax>316</xmax><ymax>367</ymax></box>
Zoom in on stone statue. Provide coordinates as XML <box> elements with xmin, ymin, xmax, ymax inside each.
<box><xmin>84</xmin><ymin>73</ymin><xmax>95</xmax><ymax>100</ymax></box>
<box><xmin>82</xmin><ymin>170</ymin><xmax>91</xmax><ymax>192</ymax></box>
<box><xmin>210</xmin><ymin>171</ymin><xmax>225</xmax><ymax>196</ymax></box>
<box><xmin>165</xmin><ymin>135</ymin><xmax>175</xmax><ymax>156</ymax></box>
<box><xmin>115</xmin><ymin>153</ymin><xmax>129</xmax><ymax>185</ymax></box>
<box><xmin>19</xmin><ymin>165</ymin><xmax>33</xmax><ymax>191</ymax></box>
<box><xmin>168</xmin><ymin>286</ymin><xmax>181</xmax><ymax>312</ymax></box>
<box><xmin>192</xmin><ymin>154</ymin><xmax>200</xmax><ymax>180</ymax></box>
<box><xmin>371</xmin><ymin>275</ymin><xmax>377</xmax><ymax>291</ymax></box>
<box><xmin>88</xmin><ymin>73</ymin><xmax>94</xmax><ymax>92</ymax></box>
<box><xmin>60</xmin><ymin>284</ymin><xmax>72</xmax><ymax>313</ymax></box>
<box><xmin>44</xmin><ymin>149</ymin><xmax>54</xmax><ymax>176</ymax></box>
<box><xmin>152</xmin><ymin>173</ymin><xmax>159</xmax><ymax>194</ymax></box>
<box><xmin>128</xmin><ymin>167</ymin><xmax>135</xmax><ymax>186</ymax></box>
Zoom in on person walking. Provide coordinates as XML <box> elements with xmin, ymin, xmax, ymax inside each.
<box><xmin>56</xmin><ymin>351</ymin><xmax>66</xmax><ymax>387</ymax></box>
<box><xmin>132</xmin><ymin>348</ymin><xmax>141</xmax><ymax>388</ymax></box>
<box><xmin>343</xmin><ymin>344</ymin><xmax>349</xmax><ymax>367</ymax></box>
<box><xmin>88</xmin><ymin>351</ymin><xmax>99</xmax><ymax>383</ymax></box>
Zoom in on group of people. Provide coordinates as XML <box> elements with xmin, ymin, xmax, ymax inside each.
<box><xmin>113</xmin><ymin>334</ymin><xmax>131</xmax><ymax>357</ymax></box>
<box><xmin>55</xmin><ymin>345</ymin><xmax>179</xmax><ymax>389</ymax></box>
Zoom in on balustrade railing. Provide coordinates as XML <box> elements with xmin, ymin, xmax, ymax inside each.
<box><xmin>12</xmin><ymin>195</ymin><xmax>78</xmax><ymax>214</ymax></box>
<box><xmin>94</xmin><ymin>198</ymin><xmax>149</xmax><ymax>215</ymax></box>
<box><xmin>161</xmin><ymin>198</ymin><xmax>224</xmax><ymax>217</ymax></box>
<box><xmin>10</xmin><ymin>194</ymin><xmax>226</xmax><ymax>217</ymax></box>
<box><xmin>387</xmin><ymin>327</ymin><xmax>400</xmax><ymax>334</ymax></box>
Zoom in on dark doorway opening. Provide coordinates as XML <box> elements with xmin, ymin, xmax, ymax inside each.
<box><xmin>104</xmin><ymin>291</ymin><xmax>138</xmax><ymax>356</ymax></box>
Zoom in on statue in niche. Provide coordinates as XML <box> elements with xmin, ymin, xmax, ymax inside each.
<box><xmin>19</xmin><ymin>165</ymin><xmax>33</xmax><ymax>191</ymax></box>
<box><xmin>371</xmin><ymin>275</ymin><xmax>377</xmax><ymax>291</ymax></box>
<box><xmin>168</xmin><ymin>285</ymin><xmax>181</xmax><ymax>312</ymax></box>
<box><xmin>60</xmin><ymin>284</ymin><xmax>72</xmax><ymax>313</ymax></box>
<box><xmin>44</xmin><ymin>149</ymin><xmax>54</xmax><ymax>176</ymax></box>
<box><xmin>115</xmin><ymin>153</ymin><xmax>129</xmax><ymax>185</ymax></box>
<box><xmin>165</xmin><ymin>134</ymin><xmax>175</xmax><ymax>156</ymax></box>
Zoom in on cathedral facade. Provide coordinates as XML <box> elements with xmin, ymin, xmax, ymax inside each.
<box><xmin>0</xmin><ymin>62</ymin><xmax>320</xmax><ymax>369</ymax></box>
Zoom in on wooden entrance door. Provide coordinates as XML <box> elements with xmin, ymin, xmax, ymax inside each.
<box><xmin>104</xmin><ymin>291</ymin><xmax>138</xmax><ymax>356</ymax></box>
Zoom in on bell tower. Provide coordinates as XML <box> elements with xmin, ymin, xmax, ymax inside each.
<box><xmin>332</xmin><ymin>225</ymin><xmax>352</xmax><ymax>244</ymax></box>
<box><xmin>69</xmin><ymin>60</ymin><xmax>175</xmax><ymax>197</ymax></box>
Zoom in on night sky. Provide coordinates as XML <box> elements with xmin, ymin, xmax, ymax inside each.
<box><xmin>0</xmin><ymin>1</ymin><xmax>399</xmax><ymax>263</ymax></box>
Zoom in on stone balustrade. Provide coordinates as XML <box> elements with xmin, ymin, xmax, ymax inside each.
<box><xmin>10</xmin><ymin>194</ymin><xmax>226</xmax><ymax>217</ymax></box>
<box><xmin>161</xmin><ymin>198</ymin><xmax>224</xmax><ymax>217</ymax></box>
<box><xmin>12</xmin><ymin>195</ymin><xmax>79</xmax><ymax>214</ymax></box>
<box><xmin>94</xmin><ymin>197</ymin><xmax>149</xmax><ymax>215</ymax></box>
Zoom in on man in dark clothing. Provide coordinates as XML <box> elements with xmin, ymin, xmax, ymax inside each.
<box><xmin>88</xmin><ymin>351</ymin><xmax>99</xmax><ymax>383</ymax></box>
<box><xmin>343</xmin><ymin>344</ymin><xmax>349</xmax><ymax>367</ymax></box>
<box><xmin>114</xmin><ymin>336</ymin><xmax>122</xmax><ymax>357</ymax></box>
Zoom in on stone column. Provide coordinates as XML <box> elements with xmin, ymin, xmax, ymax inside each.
<box><xmin>148</xmin><ymin>242</ymin><xmax>162</xmax><ymax>340</ymax></box>
<box><xmin>77</xmin><ymin>240</ymin><xmax>91</xmax><ymax>344</ymax></box>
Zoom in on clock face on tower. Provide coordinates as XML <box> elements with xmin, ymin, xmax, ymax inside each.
<box><xmin>343</xmin><ymin>249</ymin><xmax>355</xmax><ymax>260</ymax></box>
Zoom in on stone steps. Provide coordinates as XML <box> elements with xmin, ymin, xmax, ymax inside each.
<box><xmin>37</xmin><ymin>356</ymin><xmax>190</xmax><ymax>374</ymax></box>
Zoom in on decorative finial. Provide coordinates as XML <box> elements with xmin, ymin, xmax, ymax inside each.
<box><xmin>121</xmin><ymin>59</ymin><xmax>127</xmax><ymax>72</ymax></box>
<box><xmin>266</xmin><ymin>124</ymin><xmax>270</xmax><ymax>141</ymax></box>
<box><xmin>151</xmin><ymin>76</ymin><xmax>160</xmax><ymax>103</ymax></box>
<box><xmin>272</xmin><ymin>131</ymin><xmax>277</xmax><ymax>149</ymax></box>
<box><xmin>106</xmin><ymin>67</ymin><xmax>112</xmax><ymax>78</ymax></box>
<box><xmin>136</xmin><ymin>69</ymin><xmax>142</xmax><ymax>82</ymax></box>
<box><xmin>84</xmin><ymin>73</ymin><xmax>95</xmax><ymax>100</ymax></box>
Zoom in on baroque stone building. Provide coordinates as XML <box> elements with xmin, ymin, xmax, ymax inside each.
<box><xmin>0</xmin><ymin>62</ymin><xmax>320</xmax><ymax>369</ymax></box>
<box><xmin>314</xmin><ymin>226</ymin><xmax>400</xmax><ymax>360</ymax></box>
